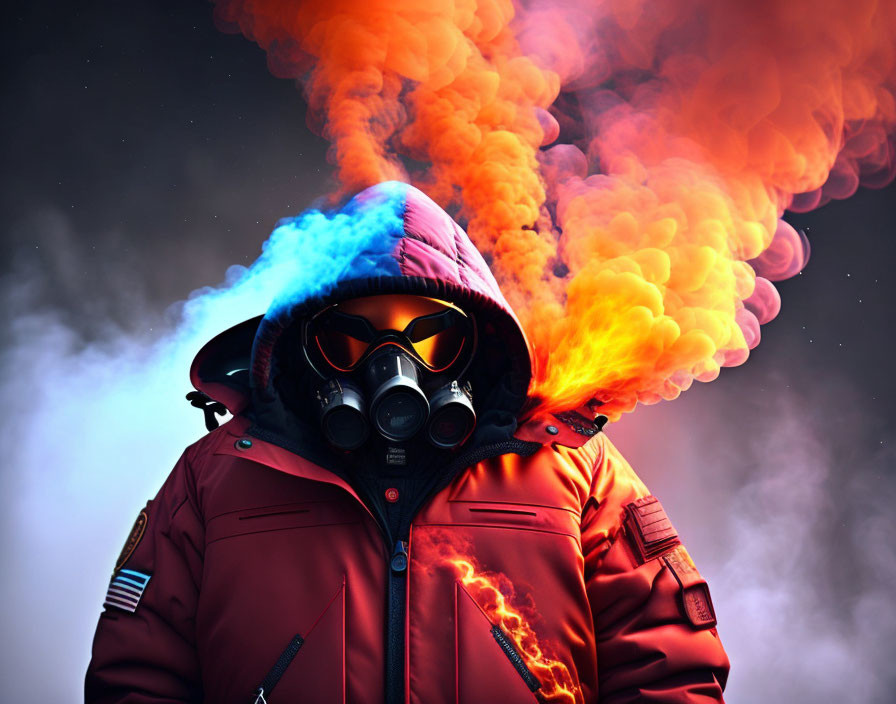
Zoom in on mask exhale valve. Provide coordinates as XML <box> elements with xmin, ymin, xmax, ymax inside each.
<box><xmin>315</xmin><ymin>355</ymin><xmax>476</xmax><ymax>450</ymax></box>
<box><xmin>365</xmin><ymin>350</ymin><xmax>429</xmax><ymax>442</ymax></box>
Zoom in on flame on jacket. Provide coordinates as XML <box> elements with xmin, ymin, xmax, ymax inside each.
<box><xmin>212</xmin><ymin>0</ymin><xmax>896</xmax><ymax>419</ymax></box>
<box><xmin>417</xmin><ymin>529</ymin><xmax>580</xmax><ymax>702</ymax></box>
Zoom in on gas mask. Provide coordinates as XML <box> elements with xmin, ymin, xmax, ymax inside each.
<box><xmin>302</xmin><ymin>295</ymin><xmax>477</xmax><ymax>451</ymax></box>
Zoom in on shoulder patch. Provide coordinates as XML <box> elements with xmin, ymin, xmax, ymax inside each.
<box><xmin>115</xmin><ymin>507</ymin><xmax>148</xmax><ymax>572</ymax></box>
<box><xmin>623</xmin><ymin>495</ymin><xmax>680</xmax><ymax>562</ymax></box>
<box><xmin>104</xmin><ymin>569</ymin><xmax>151</xmax><ymax>613</ymax></box>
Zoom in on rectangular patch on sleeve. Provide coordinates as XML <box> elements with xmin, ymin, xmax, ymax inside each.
<box><xmin>104</xmin><ymin>569</ymin><xmax>151</xmax><ymax>614</ymax></box>
<box><xmin>663</xmin><ymin>545</ymin><xmax>717</xmax><ymax>629</ymax></box>
<box><xmin>623</xmin><ymin>495</ymin><xmax>680</xmax><ymax>563</ymax></box>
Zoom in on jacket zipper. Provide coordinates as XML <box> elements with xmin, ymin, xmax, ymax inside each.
<box><xmin>380</xmin><ymin>438</ymin><xmax>541</xmax><ymax>704</ymax></box>
<box><xmin>252</xmin><ymin>633</ymin><xmax>305</xmax><ymax>703</ymax></box>
<box><xmin>490</xmin><ymin>625</ymin><xmax>542</xmax><ymax>693</ymax></box>
<box><xmin>385</xmin><ymin>538</ymin><xmax>409</xmax><ymax>704</ymax></box>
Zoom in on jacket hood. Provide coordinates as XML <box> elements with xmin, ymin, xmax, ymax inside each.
<box><xmin>191</xmin><ymin>181</ymin><xmax>535</xmax><ymax>446</ymax></box>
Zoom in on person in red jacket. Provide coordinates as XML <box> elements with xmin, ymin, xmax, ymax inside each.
<box><xmin>86</xmin><ymin>181</ymin><xmax>729</xmax><ymax>703</ymax></box>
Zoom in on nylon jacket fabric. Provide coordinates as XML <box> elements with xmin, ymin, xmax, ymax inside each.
<box><xmin>86</xmin><ymin>183</ymin><xmax>729</xmax><ymax>703</ymax></box>
<box><xmin>86</xmin><ymin>417</ymin><xmax>728</xmax><ymax>704</ymax></box>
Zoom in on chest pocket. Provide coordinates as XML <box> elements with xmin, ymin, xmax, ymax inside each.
<box><xmin>420</xmin><ymin>500</ymin><xmax>581</xmax><ymax>542</ymax></box>
<box><xmin>205</xmin><ymin>501</ymin><xmax>360</xmax><ymax>546</ymax></box>
<box><xmin>408</xmin><ymin>502</ymin><xmax>588</xmax><ymax>704</ymax></box>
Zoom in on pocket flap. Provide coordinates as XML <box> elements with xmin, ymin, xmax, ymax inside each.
<box><xmin>206</xmin><ymin>502</ymin><xmax>358</xmax><ymax>544</ymax></box>
<box><xmin>663</xmin><ymin>545</ymin><xmax>717</xmax><ymax>629</ymax></box>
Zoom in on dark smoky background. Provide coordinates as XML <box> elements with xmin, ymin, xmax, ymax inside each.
<box><xmin>2</xmin><ymin>2</ymin><xmax>894</xmax><ymax>701</ymax></box>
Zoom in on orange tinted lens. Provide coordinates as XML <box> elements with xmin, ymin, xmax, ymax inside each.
<box><xmin>411</xmin><ymin>325</ymin><xmax>466</xmax><ymax>370</ymax></box>
<box><xmin>339</xmin><ymin>295</ymin><xmax>449</xmax><ymax>331</ymax></box>
<box><xmin>315</xmin><ymin>329</ymin><xmax>370</xmax><ymax>370</ymax></box>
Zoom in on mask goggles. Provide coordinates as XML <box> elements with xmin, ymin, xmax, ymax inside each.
<box><xmin>308</xmin><ymin>305</ymin><xmax>471</xmax><ymax>373</ymax></box>
<box><xmin>303</xmin><ymin>295</ymin><xmax>477</xmax><ymax>451</ymax></box>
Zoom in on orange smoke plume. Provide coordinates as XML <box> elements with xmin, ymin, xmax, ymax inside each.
<box><xmin>417</xmin><ymin>530</ymin><xmax>580</xmax><ymax>703</ymax></box>
<box><xmin>213</xmin><ymin>0</ymin><xmax>896</xmax><ymax>419</ymax></box>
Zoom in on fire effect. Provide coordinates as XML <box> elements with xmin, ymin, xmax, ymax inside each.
<box><xmin>212</xmin><ymin>0</ymin><xmax>896</xmax><ymax>419</ymax></box>
<box><xmin>418</xmin><ymin>530</ymin><xmax>580</xmax><ymax>703</ymax></box>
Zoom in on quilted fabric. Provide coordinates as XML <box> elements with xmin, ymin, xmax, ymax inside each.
<box><xmin>249</xmin><ymin>182</ymin><xmax>531</xmax><ymax>404</ymax></box>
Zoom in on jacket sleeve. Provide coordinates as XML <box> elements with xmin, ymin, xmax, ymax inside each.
<box><xmin>85</xmin><ymin>448</ymin><xmax>205</xmax><ymax>703</ymax></box>
<box><xmin>581</xmin><ymin>435</ymin><xmax>729</xmax><ymax>703</ymax></box>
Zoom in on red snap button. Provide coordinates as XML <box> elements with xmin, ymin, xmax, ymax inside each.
<box><xmin>385</xmin><ymin>488</ymin><xmax>399</xmax><ymax>503</ymax></box>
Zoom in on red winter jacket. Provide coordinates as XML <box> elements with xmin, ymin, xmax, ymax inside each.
<box><xmin>86</xmin><ymin>182</ymin><xmax>728</xmax><ymax>703</ymax></box>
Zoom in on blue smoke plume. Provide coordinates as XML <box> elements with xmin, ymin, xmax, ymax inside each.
<box><xmin>0</xmin><ymin>183</ymin><xmax>409</xmax><ymax>701</ymax></box>
<box><xmin>180</xmin><ymin>180</ymin><xmax>405</xmax><ymax>340</ymax></box>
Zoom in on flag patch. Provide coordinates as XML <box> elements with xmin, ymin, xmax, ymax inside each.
<box><xmin>104</xmin><ymin>569</ymin><xmax>151</xmax><ymax>613</ymax></box>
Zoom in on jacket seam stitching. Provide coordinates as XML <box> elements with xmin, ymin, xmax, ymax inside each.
<box><xmin>580</xmin><ymin>434</ymin><xmax>608</xmax><ymax>527</ymax></box>
<box><xmin>580</xmin><ymin>435</ymin><xmax>624</xmax><ymax>575</ymax></box>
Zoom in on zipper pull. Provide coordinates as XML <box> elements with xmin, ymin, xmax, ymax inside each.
<box><xmin>252</xmin><ymin>633</ymin><xmax>304</xmax><ymax>703</ymax></box>
<box><xmin>390</xmin><ymin>539</ymin><xmax>408</xmax><ymax>574</ymax></box>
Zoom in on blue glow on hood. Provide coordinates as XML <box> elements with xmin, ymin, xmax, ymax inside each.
<box><xmin>259</xmin><ymin>181</ymin><xmax>406</xmax><ymax>321</ymax></box>
<box><xmin>177</xmin><ymin>181</ymin><xmax>409</xmax><ymax>350</ymax></box>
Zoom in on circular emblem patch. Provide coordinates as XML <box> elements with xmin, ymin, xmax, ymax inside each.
<box><xmin>115</xmin><ymin>509</ymin><xmax>148</xmax><ymax>571</ymax></box>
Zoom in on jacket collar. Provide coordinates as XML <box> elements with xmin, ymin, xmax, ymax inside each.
<box><xmin>212</xmin><ymin>415</ymin><xmax>377</xmax><ymax>525</ymax></box>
